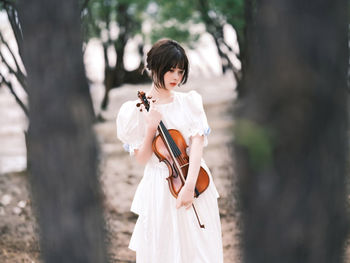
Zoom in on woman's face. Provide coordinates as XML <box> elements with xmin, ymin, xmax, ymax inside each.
<box><xmin>163</xmin><ymin>67</ymin><xmax>185</xmax><ymax>90</ymax></box>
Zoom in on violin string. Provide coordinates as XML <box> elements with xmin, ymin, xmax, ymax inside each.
<box><xmin>160</xmin><ymin>123</ymin><xmax>175</xmax><ymax>155</ymax></box>
<box><xmin>170</xmin><ymin>135</ymin><xmax>180</xmax><ymax>156</ymax></box>
<box><xmin>149</xmin><ymin>98</ymin><xmax>179</xmax><ymax>158</ymax></box>
<box><xmin>159</xmin><ymin>120</ymin><xmax>190</xmax><ymax>183</ymax></box>
<box><xmin>161</xmin><ymin>122</ymin><xmax>181</xmax><ymax>157</ymax></box>
<box><xmin>159</xmin><ymin>124</ymin><xmax>185</xmax><ymax>171</ymax></box>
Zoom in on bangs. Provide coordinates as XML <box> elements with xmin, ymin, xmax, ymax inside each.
<box><xmin>165</xmin><ymin>51</ymin><xmax>186</xmax><ymax>71</ymax></box>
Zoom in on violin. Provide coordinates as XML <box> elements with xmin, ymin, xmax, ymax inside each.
<box><xmin>137</xmin><ymin>91</ymin><xmax>209</xmax><ymax>228</ymax></box>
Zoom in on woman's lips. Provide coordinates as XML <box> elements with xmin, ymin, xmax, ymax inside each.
<box><xmin>170</xmin><ymin>82</ymin><xmax>177</xmax><ymax>86</ymax></box>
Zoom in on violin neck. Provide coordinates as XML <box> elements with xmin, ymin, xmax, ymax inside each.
<box><xmin>158</xmin><ymin>121</ymin><xmax>181</xmax><ymax>157</ymax></box>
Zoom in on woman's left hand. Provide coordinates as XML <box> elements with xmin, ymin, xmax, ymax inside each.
<box><xmin>176</xmin><ymin>184</ymin><xmax>195</xmax><ymax>209</ymax></box>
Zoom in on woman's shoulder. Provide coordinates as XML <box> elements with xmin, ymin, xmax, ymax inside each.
<box><xmin>116</xmin><ymin>99</ymin><xmax>141</xmax><ymax>126</ymax></box>
<box><xmin>118</xmin><ymin>99</ymin><xmax>139</xmax><ymax>116</ymax></box>
<box><xmin>175</xmin><ymin>90</ymin><xmax>202</xmax><ymax>101</ymax></box>
<box><xmin>175</xmin><ymin>90</ymin><xmax>204</xmax><ymax>110</ymax></box>
<box><xmin>119</xmin><ymin>99</ymin><xmax>139</xmax><ymax>111</ymax></box>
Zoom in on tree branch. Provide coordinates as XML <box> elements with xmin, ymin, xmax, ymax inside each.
<box><xmin>0</xmin><ymin>72</ymin><xmax>29</xmax><ymax>117</ymax></box>
<box><xmin>0</xmin><ymin>32</ymin><xmax>26</xmax><ymax>84</ymax></box>
<box><xmin>0</xmin><ymin>49</ymin><xmax>27</xmax><ymax>90</ymax></box>
<box><xmin>80</xmin><ymin>0</ymin><xmax>90</xmax><ymax>13</ymax></box>
<box><xmin>4</xmin><ymin>3</ymin><xmax>24</xmax><ymax>59</ymax></box>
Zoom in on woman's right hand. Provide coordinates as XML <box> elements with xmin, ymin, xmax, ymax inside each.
<box><xmin>141</xmin><ymin>99</ymin><xmax>162</xmax><ymax>132</ymax></box>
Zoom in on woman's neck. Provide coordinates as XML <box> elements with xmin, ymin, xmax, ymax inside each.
<box><xmin>147</xmin><ymin>84</ymin><xmax>174</xmax><ymax>104</ymax></box>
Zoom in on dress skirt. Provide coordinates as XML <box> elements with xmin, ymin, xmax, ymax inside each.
<box><xmin>129</xmin><ymin>156</ymin><xmax>223</xmax><ymax>263</ymax></box>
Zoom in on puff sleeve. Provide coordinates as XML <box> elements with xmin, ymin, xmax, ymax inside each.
<box><xmin>116</xmin><ymin>100</ymin><xmax>145</xmax><ymax>156</ymax></box>
<box><xmin>184</xmin><ymin>90</ymin><xmax>211</xmax><ymax>147</ymax></box>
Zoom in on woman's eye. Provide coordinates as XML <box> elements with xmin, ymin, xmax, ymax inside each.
<box><xmin>179</xmin><ymin>70</ymin><xmax>184</xmax><ymax>74</ymax></box>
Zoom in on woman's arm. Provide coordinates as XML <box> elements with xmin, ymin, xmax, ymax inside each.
<box><xmin>134</xmin><ymin>126</ymin><xmax>157</xmax><ymax>165</ymax></box>
<box><xmin>176</xmin><ymin>134</ymin><xmax>204</xmax><ymax>209</ymax></box>
<box><xmin>134</xmin><ymin>100</ymin><xmax>161</xmax><ymax>165</ymax></box>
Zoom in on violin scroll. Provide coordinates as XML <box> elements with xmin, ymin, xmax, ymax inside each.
<box><xmin>137</xmin><ymin>91</ymin><xmax>156</xmax><ymax>112</ymax></box>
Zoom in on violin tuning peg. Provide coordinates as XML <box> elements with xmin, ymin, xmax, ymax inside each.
<box><xmin>136</xmin><ymin>103</ymin><xmax>141</xmax><ymax>107</ymax></box>
<box><xmin>140</xmin><ymin>109</ymin><xmax>143</xmax><ymax>112</ymax></box>
<box><xmin>147</xmin><ymin>96</ymin><xmax>152</xmax><ymax>99</ymax></box>
<box><xmin>152</xmin><ymin>99</ymin><xmax>156</xmax><ymax>103</ymax></box>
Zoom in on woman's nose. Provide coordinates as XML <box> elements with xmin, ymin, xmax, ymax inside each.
<box><xmin>175</xmin><ymin>71</ymin><xmax>181</xmax><ymax>79</ymax></box>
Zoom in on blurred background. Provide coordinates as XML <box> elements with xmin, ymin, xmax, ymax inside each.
<box><xmin>0</xmin><ymin>1</ymin><xmax>349</xmax><ymax>263</ymax></box>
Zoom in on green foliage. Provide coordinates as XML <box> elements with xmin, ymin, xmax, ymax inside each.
<box><xmin>151</xmin><ymin>0</ymin><xmax>245</xmax><ymax>49</ymax></box>
<box><xmin>150</xmin><ymin>0</ymin><xmax>201</xmax><ymax>46</ymax></box>
<box><xmin>81</xmin><ymin>0</ymin><xmax>246</xmax><ymax>51</ymax></box>
<box><xmin>0</xmin><ymin>1</ymin><xmax>16</xmax><ymax>9</ymax></box>
<box><xmin>156</xmin><ymin>0</ymin><xmax>201</xmax><ymax>23</ymax></box>
<box><xmin>150</xmin><ymin>20</ymin><xmax>201</xmax><ymax>48</ymax></box>
<box><xmin>82</xmin><ymin>0</ymin><xmax>116</xmax><ymax>42</ymax></box>
<box><xmin>211</xmin><ymin>0</ymin><xmax>245</xmax><ymax>44</ymax></box>
<box><xmin>81</xmin><ymin>0</ymin><xmax>150</xmax><ymax>44</ymax></box>
<box><xmin>235</xmin><ymin>119</ymin><xmax>274</xmax><ymax>171</ymax></box>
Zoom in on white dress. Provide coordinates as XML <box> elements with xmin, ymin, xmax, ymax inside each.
<box><xmin>116</xmin><ymin>90</ymin><xmax>223</xmax><ymax>263</ymax></box>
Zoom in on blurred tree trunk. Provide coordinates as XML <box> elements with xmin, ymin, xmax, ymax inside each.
<box><xmin>17</xmin><ymin>1</ymin><xmax>108</xmax><ymax>262</ymax></box>
<box><xmin>236</xmin><ymin>0</ymin><xmax>257</xmax><ymax>98</ymax></box>
<box><xmin>235</xmin><ymin>0</ymin><xmax>349</xmax><ymax>262</ymax></box>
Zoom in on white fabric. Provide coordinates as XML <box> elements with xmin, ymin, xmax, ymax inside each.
<box><xmin>116</xmin><ymin>90</ymin><xmax>223</xmax><ymax>263</ymax></box>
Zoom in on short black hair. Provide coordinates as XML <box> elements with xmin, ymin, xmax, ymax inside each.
<box><xmin>146</xmin><ymin>38</ymin><xmax>189</xmax><ymax>89</ymax></box>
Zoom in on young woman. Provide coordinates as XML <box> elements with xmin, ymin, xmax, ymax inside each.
<box><xmin>116</xmin><ymin>39</ymin><xmax>223</xmax><ymax>263</ymax></box>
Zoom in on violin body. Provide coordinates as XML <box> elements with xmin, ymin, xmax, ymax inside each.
<box><xmin>152</xmin><ymin>129</ymin><xmax>210</xmax><ymax>198</ymax></box>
